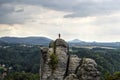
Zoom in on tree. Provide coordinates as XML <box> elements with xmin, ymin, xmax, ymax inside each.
<box><xmin>4</xmin><ymin>72</ymin><xmax>40</xmax><ymax>80</ymax></box>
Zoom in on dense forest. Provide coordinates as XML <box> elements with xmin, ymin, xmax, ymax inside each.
<box><xmin>70</xmin><ymin>47</ymin><xmax>120</xmax><ymax>80</ymax></box>
<box><xmin>0</xmin><ymin>43</ymin><xmax>41</xmax><ymax>80</ymax></box>
<box><xmin>0</xmin><ymin>42</ymin><xmax>120</xmax><ymax>80</ymax></box>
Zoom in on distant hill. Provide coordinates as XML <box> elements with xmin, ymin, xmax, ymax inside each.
<box><xmin>68</xmin><ymin>39</ymin><xmax>120</xmax><ymax>48</ymax></box>
<box><xmin>68</xmin><ymin>39</ymin><xmax>84</xmax><ymax>43</ymax></box>
<box><xmin>0</xmin><ymin>37</ymin><xmax>120</xmax><ymax>48</ymax></box>
<box><xmin>0</xmin><ymin>37</ymin><xmax>52</xmax><ymax>45</ymax></box>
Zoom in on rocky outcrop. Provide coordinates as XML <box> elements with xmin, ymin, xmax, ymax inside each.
<box><xmin>40</xmin><ymin>38</ymin><xmax>100</xmax><ymax>80</ymax></box>
<box><xmin>76</xmin><ymin>58</ymin><xmax>100</xmax><ymax>80</ymax></box>
<box><xmin>68</xmin><ymin>55</ymin><xmax>81</xmax><ymax>74</ymax></box>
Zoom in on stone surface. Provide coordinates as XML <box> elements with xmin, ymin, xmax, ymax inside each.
<box><xmin>64</xmin><ymin>74</ymin><xmax>79</xmax><ymax>80</ymax></box>
<box><xmin>68</xmin><ymin>55</ymin><xmax>81</xmax><ymax>74</ymax></box>
<box><xmin>55</xmin><ymin>39</ymin><xmax>68</xmax><ymax>48</ymax></box>
<box><xmin>76</xmin><ymin>58</ymin><xmax>100</xmax><ymax>80</ymax></box>
<box><xmin>40</xmin><ymin>38</ymin><xmax>69</xmax><ymax>80</ymax></box>
<box><xmin>40</xmin><ymin>38</ymin><xmax>101</xmax><ymax>80</ymax></box>
<box><xmin>49</xmin><ymin>39</ymin><xmax>68</xmax><ymax>48</ymax></box>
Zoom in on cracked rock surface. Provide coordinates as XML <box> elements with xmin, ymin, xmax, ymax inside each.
<box><xmin>40</xmin><ymin>38</ymin><xmax>100</xmax><ymax>80</ymax></box>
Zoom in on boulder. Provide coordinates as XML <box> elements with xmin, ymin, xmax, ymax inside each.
<box><xmin>76</xmin><ymin>58</ymin><xmax>100</xmax><ymax>80</ymax></box>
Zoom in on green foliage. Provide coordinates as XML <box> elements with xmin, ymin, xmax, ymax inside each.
<box><xmin>49</xmin><ymin>53</ymin><xmax>58</xmax><ymax>73</ymax></box>
<box><xmin>4</xmin><ymin>72</ymin><xmax>40</xmax><ymax>80</ymax></box>
<box><xmin>70</xmin><ymin>47</ymin><xmax>120</xmax><ymax>79</ymax></box>
<box><xmin>105</xmin><ymin>72</ymin><xmax>120</xmax><ymax>80</ymax></box>
<box><xmin>0</xmin><ymin>43</ymin><xmax>41</xmax><ymax>73</ymax></box>
<box><xmin>0</xmin><ymin>67</ymin><xmax>4</xmax><ymax>73</ymax></box>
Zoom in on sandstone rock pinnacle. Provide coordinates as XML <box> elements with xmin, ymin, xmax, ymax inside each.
<box><xmin>40</xmin><ymin>38</ymin><xmax>100</xmax><ymax>80</ymax></box>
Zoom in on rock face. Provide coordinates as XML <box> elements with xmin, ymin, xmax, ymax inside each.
<box><xmin>76</xmin><ymin>58</ymin><xmax>100</xmax><ymax>80</ymax></box>
<box><xmin>40</xmin><ymin>38</ymin><xmax>100</xmax><ymax>80</ymax></box>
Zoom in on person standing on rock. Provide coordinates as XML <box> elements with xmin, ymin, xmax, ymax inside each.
<box><xmin>59</xmin><ymin>33</ymin><xmax>61</xmax><ymax>39</ymax></box>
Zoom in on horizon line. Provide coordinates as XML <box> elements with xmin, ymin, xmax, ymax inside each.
<box><xmin>0</xmin><ymin>36</ymin><xmax>120</xmax><ymax>43</ymax></box>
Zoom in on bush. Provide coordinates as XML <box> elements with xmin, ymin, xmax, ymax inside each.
<box><xmin>49</xmin><ymin>53</ymin><xmax>58</xmax><ymax>73</ymax></box>
<box><xmin>105</xmin><ymin>71</ymin><xmax>120</xmax><ymax>80</ymax></box>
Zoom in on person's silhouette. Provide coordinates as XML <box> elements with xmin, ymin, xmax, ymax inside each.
<box><xmin>59</xmin><ymin>33</ymin><xmax>61</xmax><ymax>39</ymax></box>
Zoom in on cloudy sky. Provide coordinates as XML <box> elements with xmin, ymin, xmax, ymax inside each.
<box><xmin>0</xmin><ymin>0</ymin><xmax>120</xmax><ymax>42</ymax></box>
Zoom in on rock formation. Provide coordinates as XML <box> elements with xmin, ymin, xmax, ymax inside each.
<box><xmin>40</xmin><ymin>38</ymin><xmax>100</xmax><ymax>80</ymax></box>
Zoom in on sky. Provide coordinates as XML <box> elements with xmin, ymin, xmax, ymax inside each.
<box><xmin>0</xmin><ymin>0</ymin><xmax>120</xmax><ymax>42</ymax></box>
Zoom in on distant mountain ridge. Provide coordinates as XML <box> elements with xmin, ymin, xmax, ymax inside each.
<box><xmin>0</xmin><ymin>37</ymin><xmax>120</xmax><ymax>48</ymax></box>
<box><xmin>68</xmin><ymin>39</ymin><xmax>83</xmax><ymax>43</ymax></box>
<box><xmin>0</xmin><ymin>37</ymin><xmax>52</xmax><ymax>45</ymax></box>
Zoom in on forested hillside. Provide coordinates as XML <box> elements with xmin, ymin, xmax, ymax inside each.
<box><xmin>0</xmin><ymin>43</ymin><xmax>40</xmax><ymax>73</ymax></box>
<box><xmin>0</xmin><ymin>42</ymin><xmax>120</xmax><ymax>80</ymax></box>
<box><xmin>0</xmin><ymin>43</ymin><xmax>41</xmax><ymax>80</ymax></box>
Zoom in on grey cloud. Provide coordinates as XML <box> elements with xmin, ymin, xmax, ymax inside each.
<box><xmin>63</xmin><ymin>0</ymin><xmax>120</xmax><ymax>18</ymax></box>
<box><xmin>0</xmin><ymin>4</ymin><xmax>15</xmax><ymax>24</ymax></box>
<box><xmin>0</xmin><ymin>15</ymin><xmax>24</xmax><ymax>25</ymax></box>
<box><xmin>1</xmin><ymin>0</ymin><xmax>120</xmax><ymax>14</ymax></box>
<box><xmin>22</xmin><ymin>0</ymin><xmax>120</xmax><ymax>18</ymax></box>
<box><xmin>91</xmin><ymin>14</ymin><xmax>120</xmax><ymax>26</ymax></box>
<box><xmin>0</xmin><ymin>0</ymin><xmax>120</xmax><ymax>24</ymax></box>
<box><xmin>0</xmin><ymin>0</ymin><xmax>28</xmax><ymax>24</ymax></box>
<box><xmin>15</xmin><ymin>8</ymin><xmax>24</xmax><ymax>12</ymax></box>
<box><xmin>0</xmin><ymin>4</ymin><xmax>25</xmax><ymax>24</ymax></box>
<box><xmin>0</xmin><ymin>0</ymin><xmax>12</xmax><ymax>5</ymax></box>
<box><xmin>0</xmin><ymin>4</ymin><xmax>14</xmax><ymax>16</ymax></box>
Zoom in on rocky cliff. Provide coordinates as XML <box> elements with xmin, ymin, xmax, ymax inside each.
<box><xmin>40</xmin><ymin>38</ymin><xmax>100</xmax><ymax>80</ymax></box>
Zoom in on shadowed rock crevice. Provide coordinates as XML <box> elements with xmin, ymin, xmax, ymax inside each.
<box><xmin>75</xmin><ymin>58</ymin><xmax>83</xmax><ymax>74</ymax></box>
<box><xmin>64</xmin><ymin>54</ymin><xmax>70</xmax><ymax>79</ymax></box>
